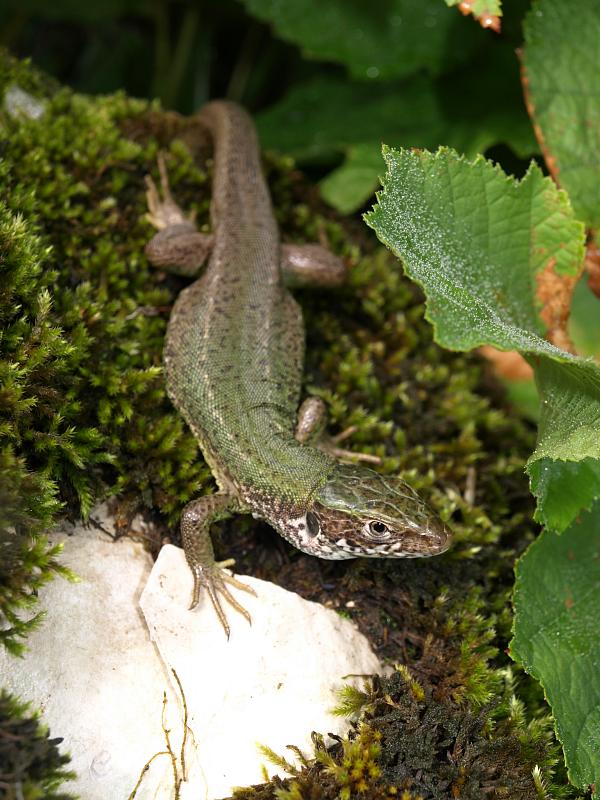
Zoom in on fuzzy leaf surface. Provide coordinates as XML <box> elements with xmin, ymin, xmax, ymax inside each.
<box><xmin>511</xmin><ymin>503</ymin><xmax>600</xmax><ymax>797</ymax></box>
<box><xmin>365</xmin><ymin>145</ymin><xmax>600</xmax><ymax>794</ymax></box>
<box><xmin>364</xmin><ymin>146</ymin><xmax>598</xmax><ymax>533</ymax></box>
<box><xmin>523</xmin><ymin>0</ymin><xmax>600</xmax><ymax>229</ymax></box>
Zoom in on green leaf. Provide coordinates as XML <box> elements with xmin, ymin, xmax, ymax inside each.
<box><xmin>569</xmin><ymin>274</ymin><xmax>600</xmax><ymax>359</ymax></box>
<box><xmin>511</xmin><ymin>502</ymin><xmax>600</xmax><ymax>797</ymax></box>
<box><xmin>523</xmin><ymin>0</ymin><xmax>600</xmax><ymax>229</ymax></box>
<box><xmin>258</xmin><ymin>53</ymin><xmax>536</xmax><ymax>212</ymax></box>
<box><xmin>529</xmin><ymin>457</ymin><xmax>600</xmax><ymax>533</ymax></box>
<box><xmin>258</xmin><ymin>76</ymin><xmax>440</xmax><ymax>161</ymax></box>
<box><xmin>319</xmin><ymin>142</ymin><xmax>384</xmax><ymax>214</ymax></box>
<box><xmin>364</xmin><ymin>146</ymin><xmax>599</xmax><ymax>534</ymax></box>
<box><xmin>364</xmin><ymin>146</ymin><xmax>584</xmax><ymax>346</ymax></box>
<box><xmin>240</xmin><ymin>0</ymin><xmax>479</xmax><ymax>80</ymax></box>
<box><xmin>530</xmin><ymin>358</ymin><xmax>600</xmax><ymax>531</ymax></box>
<box><xmin>365</xmin><ymin>145</ymin><xmax>600</xmax><ymax>795</ymax></box>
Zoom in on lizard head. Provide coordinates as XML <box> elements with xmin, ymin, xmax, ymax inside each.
<box><xmin>287</xmin><ymin>463</ymin><xmax>451</xmax><ymax>559</ymax></box>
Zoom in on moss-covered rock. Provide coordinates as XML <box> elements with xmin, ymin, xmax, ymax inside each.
<box><xmin>0</xmin><ymin>50</ymin><xmax>212</xmax><ymax>658</ymax></box>
<box><xmin>0</xmin><ymin>50</ymin><xmax>587</xmax><ymax>798</ymax></box>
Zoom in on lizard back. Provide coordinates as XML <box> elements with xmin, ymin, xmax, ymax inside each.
<box><xmin>163</xmin><ymin>101</ymin><xmax>333</xmax><ymax>505</ymax></box>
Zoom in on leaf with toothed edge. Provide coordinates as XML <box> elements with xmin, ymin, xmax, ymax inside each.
<box><xmin>364</xmin><ymin>144</ymin><xmax>600</xmax><ymax>796</ymax></box>
<box><xmin>510</xmin><ymin>503</ymin><xmax>600</xmax><ymax>799</ymax></box>
<box><xmin>257</xmin><ymin>59</ymin><xmax>537</xmax><ymax>214</ymax></box>
<box><xmin>364</xmin><ymin>145</ymin><xmax>597</xmax><ymax>531</ymax></box>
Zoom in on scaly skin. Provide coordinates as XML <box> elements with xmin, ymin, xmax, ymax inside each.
<box><xmin>145</xmin><ymin>100</ymin><xmax>451</xmax><ymax>636</ymax></box>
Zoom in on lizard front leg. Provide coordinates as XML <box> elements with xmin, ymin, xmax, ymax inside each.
<box><xmin>144</xmin><ymin>153</ymin><xmax>214</xmax><ymax>276</ymax></box>
<box><xmin>180</xmin><ymin>492</ymin><xmax>256</xmax><ymax>638</ymax></box>
<box><xmin>281</xmin><ymin>243</ymin><xmax>346</xmax><ymax>288</ymax></box>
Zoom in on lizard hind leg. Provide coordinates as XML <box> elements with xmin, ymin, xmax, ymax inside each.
<box><xmin>144</xmin><ymin>153</ymin><xmax>214</xmax><ymax>276</ymax></box>
<box><xmin>295</xmin><ymin>396</ymin><xmax>381</xmax><ymax>465</ymax></box>
<box><xmin>179</xmin><ymin>492</ymin><xmax>256</xmax><ymax>638</ymax></box>
<box><xmin>281</xmin><ymin>243</ymin><xmax>346</xmax><ymax>289</ymax></box>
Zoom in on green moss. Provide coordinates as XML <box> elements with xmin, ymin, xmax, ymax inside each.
<box><xmin>0</xmin><ymin>49</ymin><xmax>213</xmax><ymax>651</ymax></box>
<box><xmin>0</xmin><ymin>50</ymin><xmax>212</xmax><ymax>525</ymax></box>
<box><xmin>0</xmin><ymin>50</ymin><xmax>585</xmax><ymax>797</ymax></box>
<box><xmin>236</xmin><ymin>666</ymin><xmax>580</xmax><ymax>800</ymax></box>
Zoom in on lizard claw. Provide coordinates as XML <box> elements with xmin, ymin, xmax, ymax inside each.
<box><xmin>328</xmin><ymin>425</ymin><xmax>381</xmax><ymax>463</ymax></box>
<box><xmin>189</xmin><ymin>564</ymin><xmax>256</xmax><ymax>639</ymax></box>
<box><xmin>144</xmin><ymin>152</ymin><xmax>196</xmax><ymax>230</ymax></box>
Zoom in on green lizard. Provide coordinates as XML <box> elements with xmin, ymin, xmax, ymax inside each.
<box><xmin>144</xmin><ymin>100</ymin><xmax>451</xmax><ymax>636</ymax></box>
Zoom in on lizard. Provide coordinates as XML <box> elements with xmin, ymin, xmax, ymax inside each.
<box><xmin>144</xmin><ymin>100</ymin><xmax>451</xmax><ymax>637</ymax></box>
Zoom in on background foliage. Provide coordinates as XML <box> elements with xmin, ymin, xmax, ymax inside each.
<box><xmin>362</xmin><ymin>0</ymin><xmax>600</xmax><ymax>794</ymax></box>
<box><xmin>0</xmin><ymin>0</ymin><xmax>536</xmax><ymax>208</ymax></box>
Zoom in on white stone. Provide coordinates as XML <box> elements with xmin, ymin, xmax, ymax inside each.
<box><xmin>0</xmin><ymin>510</ymin><xmax>178</xmax><ymax>800</ymax></box>
<box><xmin>1</xmin><ymin>513</ymin><xmax>382</xmax><ymax>800</ymax></box>
<box><xmin>139</xmin><ymin>544</ymin><xmax>382</xmax><ymax>798</ymax></box>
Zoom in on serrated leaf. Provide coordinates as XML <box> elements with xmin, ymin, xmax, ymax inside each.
<box><xmin>240</xmin><ymin>0</ymin><xmax>479</xmax><ymax>81</ymax></box>
<box><xmin>364</xmin><ymin>146</ymin><xmax>598</xmax><ymax>534</ymax></box>
<box><xmin>511</xmin><ymin>503</ymin><xmax>600</xmax><ymax>797</ymax></box>
<box><xmin>523</xmin><ymin>0</ymin><xmax>600</xmax><ymax>229</ymax></box>
<box><xmin>365</xmin><ymin>145</ymin><xmax>600</xmax><ymax>796</ymax></box>
<box><xmin>529</xmin><ymin>457</ymin><xmax>600</xmax><ymax>533</ymax></box>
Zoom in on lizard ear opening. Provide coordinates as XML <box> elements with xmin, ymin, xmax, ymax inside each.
<box><xmin>306</xmin><ymin>511</ymin><xmax>320</xmax><ymax>537</ymax></box>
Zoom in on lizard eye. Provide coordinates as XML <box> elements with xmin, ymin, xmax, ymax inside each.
<box><xmin>366</xmin><ymin>520</ymin><xmax>390</xmax><ymax>539</ymax></box>
<box><xmin>306</xmin><ymin>511</ymin><xmax>320</xmax><ymax>537</ymax></box>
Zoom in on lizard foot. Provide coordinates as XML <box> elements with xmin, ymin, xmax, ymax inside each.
<box><xmin>295</xmin><ymin>398</ymin><xmax>381</xmax><ymax>465</ymax></box>
<box><xmin>327</xmin><ymin>425</ymin><xmax>382</xmax><ymax>465</ymax></box>
<box><xmin>144</xmin><ymin>152</ymin><xmax>196</xmax><ymax>230</ymax></box>
<box><xmin>189</xmin><ymin>563</ymin><xmax>257</xmax><ymax>639</ymax></box>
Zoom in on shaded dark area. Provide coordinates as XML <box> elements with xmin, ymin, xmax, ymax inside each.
<box><xmin>0</xmin><ymin>0</ymin><xmax>537</xmax><ymax>181</ymax></box>
<box><xmin>0</xmin><ymin>0</ymin><xmax>315</xmax><ymax>112</ymax></box>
